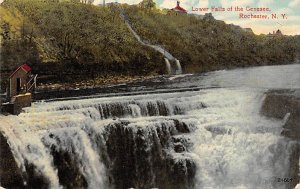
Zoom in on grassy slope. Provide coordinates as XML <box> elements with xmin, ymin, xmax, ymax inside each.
<box><xmin>0</xmin><ymin>0</ymin><xmax>299</xmax><ymax>92</ymax></box>
<box><xmin>125</xmin><ymin>6</ymin><xmax>300</xmax><ymax>72</ymax></box>
<box><xmin>0</xmin><ymin>0</ymin><xmax>165</xmax><ymax>90</ymax></box>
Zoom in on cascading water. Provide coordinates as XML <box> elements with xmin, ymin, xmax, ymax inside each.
<box><xmin>1</xmin><ymin>64</ymin><xmax>300</xmax><ymax>189</ymax></box>
<box><xmin>175</xmin><ymin>59</ymin><xmax>183</xmax><ymax>74</ymax></box>
<box><xmin>119</xmin><ymin>9</ymin><xmax>182</xmax><ymax>75</ymax></box>
<box><xmin>165</xmin><ymin>58</ymin><xmax>172</xmax><ymax>75</ymax></box>
<box><xmin>0</xmin><ymin>87</ymin><xmax>296</xmax><ymax>189</ymax></box>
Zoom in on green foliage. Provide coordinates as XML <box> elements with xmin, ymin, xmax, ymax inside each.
<box><xmin>0</xmin><ymin>0</ymin><xmax>299</xmax><ymax>92</ymax></box>
<box><xmin>139</xmin><ymin>0</ymin><xmax>156</xmax><ymax>11</ymax></box>
<box><xmin>0</xmin><ymin>0</ymin><xmax>164</xmax><ymax>75</ymax></box>
<box><xmin>125</xmin><ymin>6</ymin><xmax>300</xmax><ymax>72</ymax></box>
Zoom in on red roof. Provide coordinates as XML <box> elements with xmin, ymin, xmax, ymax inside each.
<box><xmin>171</xmin><ymin>6</ymin><xmax>187</xmax><ymax>12</ymax></box>
<box><xmin>10</xmin><ymin>64</ymin><xmax>32</xmax><ymax>78</ymax></box>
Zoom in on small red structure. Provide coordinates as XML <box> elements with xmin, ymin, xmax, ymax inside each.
<box><xmin>7</xmin><ymin>64</ymin><xmax>37</xmax><ymax>99</ymax></box>
<box><xmin>2</xmin><ymin>64</ymin><xmax>37</xmax><ymax>114</ymax></box>
<box><xmin>170</xmin><ymin>1</ymin><xmax>187</xmax><ymax>14</ymax></box>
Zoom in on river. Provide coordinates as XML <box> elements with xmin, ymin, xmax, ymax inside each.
<box><xmin>0</xmin><ymin>64</ymin><xmax>299</xmax><ymax>189</ymax></box>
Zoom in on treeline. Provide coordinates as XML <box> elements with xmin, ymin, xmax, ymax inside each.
<box><xmin>0</xmin><ymin>0</ymin><xmax>164</xmax><ymax>91</ymax></box>
<box><xmin>0</xmin><ymin>0</ymin><xmax>299</xmax><ymax>92</ymax></box>
<box><xmin>124</xmin><ymin>5</ymin><xmax>300</xmax><ymax>72</ymax></box>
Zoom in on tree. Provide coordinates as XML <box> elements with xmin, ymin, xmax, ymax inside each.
<box><xmin>139</xmin><ymin>0</ymin><xmax>155</xmax><ymax>12</ymax></box>
<box><xmin>79</xmin><ymin>0</ymin><xmax>94</xmax><ymax>4</ymax></box>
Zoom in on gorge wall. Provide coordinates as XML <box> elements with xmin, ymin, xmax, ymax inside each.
<box><xmin>261</xmin><ymin>89</ymin><xmax>300</xmax><ymax>188</ymax></box>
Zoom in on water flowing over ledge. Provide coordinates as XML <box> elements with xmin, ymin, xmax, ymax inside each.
<box><xmin>260</xmin><ymin>89</ymin><xmax>300</xmax><ymax>188</ymax></box>
<box><xmin>0</xmin><ymin>88</ymin><xmax>297</xmax><ymax>189</ymax></box>
<box><xmin>119</xmin><ymin>8</ymin><xmax>182</xmax><ymax>75</ymax></box>
<box><xmin>1</xmin><ymin>64</ymin><xmax>300</xmax><ymax>189</ymax></box>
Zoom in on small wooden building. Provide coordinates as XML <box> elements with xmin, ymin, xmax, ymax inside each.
<box><xmin>2</xmin><ymin>64</ymin><xmax>37</xmax><ymax>114</ymax></box>
<box><xmin>7</xmin><ymin>64</ymin><xmax>36</xmax><ymax>98</ymax></box>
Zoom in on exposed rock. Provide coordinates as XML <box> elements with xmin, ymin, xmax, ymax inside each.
<box><xmin>0</xmin><ymin>131</ymin><xmax>50</xmax><ymax>189</ymax></box>
<box><xmin>261</xmin><ymin>89</ymin><xmax>300</xmax><ymax>138</ymax></box>
<box><xmin>260</xmin><ymin>89</ymin><xmax>300</xmax><ymax>188</ymax></box>
<box><xmin>47</xmin><ymin>145</ymin><xmax>88</xmax><ymax>189</ymax></box>
<box><xmin>87</xmin><ymin>120</ymin><xmax>196</xmax><ymax>189</ymax></box>
<box><xmin>0</xmin><ymin>132</ymin><xmax>24</xmax><ymax>188</ymax></box>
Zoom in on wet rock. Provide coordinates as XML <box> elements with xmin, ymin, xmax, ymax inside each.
<box><xmin>50</xmin><ymin>149</ymin><xmax>88</xmax><ymax>189</ymax></box>
<box><xmin>0</xmin><ymin>132</ymin><xmax>25</xmax><ymax>188</ymax></box>
<box><xmin>173</xmin><ymin>119</ymin><xmax>192</xmax><ymax>133</ymax></box>
<box><xmin>260</xmin><ymin>89</ymin><xmax>300</xmax><ymax>119</ymax></box>
<box><xmin>174</xmin><ymin>143</ymin><xmax>186</xmax><ymax>153</ymax></box>
<box><xmin>260</xmin><ymin>89</ymin><xmax>300</xmax><ymax>188</ymax></box>
<box><xmin>42</xmin><ymin>134</ymin><xmax>88</xmax><ymax>189</ymax></box>
<box><xmin>261</xmin><ymin>89</ymin><xmax>300</xmax><ymax>138</ymax></box>
<box><xmin>0</xmin><ymin>131</ymin><xmax>50</xmax><ymax>189</ymax></box>
<box><xmin>24</xmin><ymin>162</ymin><xmax>50</xmax><ymax>189</ymax></box>
<box><xmin>90</xmin><ymin>120</ymin><xmax>196</xmax><ymax>189</ymax></box>
<box><xmin>166</xmin><ymin>155</ymin><xmax>196</xmax><ymax>189</ymax></box>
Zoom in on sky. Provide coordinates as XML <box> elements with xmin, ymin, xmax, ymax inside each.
<box><xmin>0</xmin><ymin>0</ymin><xmax>299</xmax><ymax>35</ymax></box>
<box><xmin>94</xmin><ymin>0</ymin><xmax>300</xmax><ymax>35</ymax></box>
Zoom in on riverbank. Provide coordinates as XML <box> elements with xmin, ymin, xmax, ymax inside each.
<box><xmin>36</xmin><ymin>74</ymin><xmax>156</xmax><ymax>92</ymax></box>
<box><xmin>1</xmin><ymin>0</ymin><xmax>300</xmax><ymax>94</ymax></box>
<box><xmin>27</xmin><ymin>63</ymin><xmax>300</xmax><ymax>101</ymax></box>
<box><xmin>32</xmin><ymin>74</ymin><xmax>160</xmax><ymax>101</ymax></box>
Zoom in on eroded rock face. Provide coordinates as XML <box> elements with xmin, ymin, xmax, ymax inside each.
<box><xmin>0</xmin><ymin>132</ymin><xmax>24</xmax><ymax>188</ymax></box>
<box><xmin>87</xmin><ymin>120</ymin><xmax>196</xmax><ymax>189</ymax></box>
<box><xmin>46</xmin><ymin>144</ymin><xmax>88</xmax><ymax>189</ymax></box>
<box><xmin>260</xmin><ymin>89</ymin><xmax>300</xmax><ymax>188</ymax></box>
<box><xmin>0</xmin><ymin>132</ymin><xmax>50</xmax><ymax>189</ymax></box>
<box><xmin>0</xmin><ymin>118</ymin><xmax>196</xmax><ymax>189</ymax></box>
<box><xmin>261</xmin><ymin>89</ymin><xmax>300</xmax><ymax>138</ymax></box>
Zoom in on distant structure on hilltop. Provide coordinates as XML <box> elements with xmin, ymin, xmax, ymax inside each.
<box><xmin>168</xmin><ymin>1</ymin><xmax>187</xmax><ymax>14</ymax></box>
<box><xmin>242</xmin><ymin>28</ymin><xmax>253</xmax><ymax>33</ymax></box>
<box><xmin>191</xmin><ymin>13</ymin><xmax>215</xmax><ymax>21</ymax></box>
<box><xmin>227</xmin><ymin>24</ymin><xmax>253</xmax><ymax>34</ymax></box>
<box><xmin>268</xmin><ymin>29</ymin><xmax>283</xmax><ymax>37</ymax></box>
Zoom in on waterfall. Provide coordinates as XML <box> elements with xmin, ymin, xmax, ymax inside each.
<box><xmin>0</xmin><ymin>88</ymin><xmax>296</xmax><ymax>189</ymax></box>
<box><xmin>119</xmin><ymin>9</ymin><xmax>183</xmax><ymax>75</ymax></box>
<box><xmin>175</xmin><ymin>59</ymin><xmax>182</xmax><ymax>74</ymax></box>
<box><xmin>0</xmin><ymin>118</ymin><xmax>62</xmax><ymax>188</ymax></box>
<box><xmin>165</xmin><ymin>58</ymin><xmax>172</xmax><ymax>75</ymax></box>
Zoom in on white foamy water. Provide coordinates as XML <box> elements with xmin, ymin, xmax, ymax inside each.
<box><xmin>1</xmin><ymin>64</ymin><xmax>299</xmax><ymax>188</ymax></box>
<box><xmin>175</xmin><ymin>59</ymin><xmax>183</xmax><ymax>74</ymax></box>
<box><xmin>186</xmin><ymin>89</ymin><xmax>292</xmax><ymax>189</ymax></box>
<box><xmin>0</xmin><ymin>88</ymin><xmax>295</xmax><ymax>188</ymax></box>
<box><xmin>165</xmin><ymin>58</ymin><xmax>172</xmax><ymax>75</ymax></box>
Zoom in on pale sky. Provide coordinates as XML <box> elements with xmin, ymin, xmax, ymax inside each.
<box><xmin>1</xmin><ymin>0</ymin><xmax>299</xmax><ymax>35</ymax></box>
<box><xmin>95</xmin><ymin>0</ymin><xmax>300</xmax><ymax>35</ymax></box>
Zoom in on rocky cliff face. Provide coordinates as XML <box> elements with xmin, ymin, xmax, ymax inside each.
<box><xmin>261</xmin><ymin>89</ymin><xmax>300</xmax><ymax>188</ymax></box>
<box><xmin>0</xmin><ymin>131</ymin><xmax>24</xmax><ymax>188</ymax></box>
<box><xmin>261</xmin><ymin>90</ymin><xmax>300</xmax><ymax>138</ymax></box>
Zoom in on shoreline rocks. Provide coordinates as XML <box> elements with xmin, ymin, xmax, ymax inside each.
<box><xmin>260</xmin><ymin>89</ymin><xmax>300</xmax><ymax>188</ymax></box>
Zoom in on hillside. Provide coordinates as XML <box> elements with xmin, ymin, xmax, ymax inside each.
<box><xmin>0</xmin><ymin>0</ymin><xmax>164</xmax><ymax>91</ymax></box>
<box><xmin>124</xmin><ymin>5</ymin><xmax>300</xmax><ymax>72</ymax></box>
<box><xmin>0</xmin><ymin>0</ymin><xmax>299</xmax><ymax>92</ymax></box>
